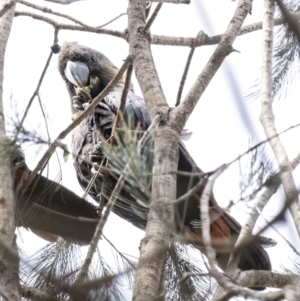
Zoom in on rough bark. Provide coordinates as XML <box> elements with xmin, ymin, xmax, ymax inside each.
<box><xmin>236</xmin><ymin>270</ymin><xmax>298</xmax><ymax>289</ymax></box>
<box><xmin>21</xmin><ymin>286</ymin><xmax>64</xmax><ymax>301</ymax></box>
<box><xmin>132</xmin><ymin>125</ymin><xmax>178</xmax><ymax>301</ymax></box>
<box><xmin>127</xmin><ymin>2</ymin><xmax>180</xmax><ymax>300</ymax></box>
<box><xmin>0</xmin><ymin>2</ymin><xmax>21</xmax><ymax>300</ymax></box>
<box><xmin>127</xmin><ymin>0</ymin><xmax>168</xmax><ymax>121</ymax></box>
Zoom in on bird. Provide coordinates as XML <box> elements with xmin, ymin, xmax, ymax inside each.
<box><xmin>56</xmin><ymin>41</ymin><xmax>276</xmax><ymax>279</ymax></box>
<box><xmin>13</xmin><ymin>147</ymin><xmax>99</xmax><ymax>244</ymax></box>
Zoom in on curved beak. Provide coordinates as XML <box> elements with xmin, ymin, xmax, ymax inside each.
<box><xmin>64</xmin><ymin>61</ymin><xmax>89</xmax><ymax>87</ymax></box>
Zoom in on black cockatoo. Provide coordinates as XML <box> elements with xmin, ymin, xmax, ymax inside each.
<box><xmin>55</xmin><ymin>41</ymin><xmax>275</xmax><ymax>275</ymax></box>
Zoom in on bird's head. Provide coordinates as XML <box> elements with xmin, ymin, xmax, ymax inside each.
<box><xmin>58</xmin><ymin>42</ymin><xmax>123</xmax><ymax>99</ymax></box>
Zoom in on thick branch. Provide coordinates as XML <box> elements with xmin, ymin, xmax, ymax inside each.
<box><xmin>259</xmin><ymin>0</ymin><xmax>300</xmax><ymax>238</ymax></box>
<box><xmin>236</xmin><ymin>270</ymin><xmax>298</xmax><ymax>289</ymax></box>
<box><xmin>0</xmin><ymin>3</ymin><xmax>21</xmax><ymax>300</ymax></box>
<box><xmin>150</xmin><ymin>15</ymin><xmax>286</xmax><ymax>47</ymax></box>
<box><xmin>15</xmin><ymin>10</ymin><xmax>292</xmax><ymax>49</ymax></box>
<box><xmin>128</xmin><ymin>0</ymin><xmax>168</xmax><ymax>120</ymax></box>
<box><xmin>21</xmin><ymin>286</ymin><xmax>64</xmax><ymax>301</ymax></box>
<box><xmin>174</xmin><ymin>0</ymin><xmax>254</xmax><ymax>129</ymax></box>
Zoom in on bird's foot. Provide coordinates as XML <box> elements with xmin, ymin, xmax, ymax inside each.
<box><xmin>73</xmin><ymin>88</ymin><xmax>92</xmax><ymax>111</ymax></box>
<box><xmin>90</xmin><ymin>143</ymin><xmax>106</xmax><ymax>175</ymax></box>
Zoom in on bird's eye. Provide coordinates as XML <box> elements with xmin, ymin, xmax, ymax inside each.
<box><xmin>91</xmin><ymin>56</ymin><xmax>96</xmax><ymax>63</ymax></box>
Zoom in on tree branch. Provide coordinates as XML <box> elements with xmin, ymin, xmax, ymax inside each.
<box><xmin>14</xmin><ymin>11</ymin><xmax>124</xmax><ymax>39</ymax></box>
<box><xmin>150</xmin><ymin>15</ymin><xmax>287</xmax><ymax>47</ymax></box>
<box><xmin>128</xmin><ymin>0</ymin><xmax>168</xmax><ymax>120</ymax></box>
<box><xmin>0</xmin><ymin>0</ymin><xmax>17</xmax><ymax>18</ymax></box>
<box><xmin>15</xmin><ymin>9</ymin><xmax>293</xmax><ymax>49</ymax></box>
<box><xmin>21</xmin><ymin>286</ymin><xmax>64</xmax><ymax>301</ymax></box>
<box><xmin>43</xmin><ymin>0</ymin><xmax>86</xmax><ymax>4</ymax></box>
<box><xmin>174</xmin><ymin>0</ymin><xmax>254</xmax><ymax>129</ymax></box>
<box><xmin>236</xmin><ymin>270</ymin><xmax>298</xmax><ymax>289</ymax></box>
<box><xmin>144</xmin><ymin>3</ymin><xmax>163</xmax><ymax>32</ymax></box>
<box><xmin>175</xmin><ymin>31</ymin><xmax>203</xmax><ymax>106</ymax></box>
<box><xmin>259</xmin><ymin>0</ymin><xmax>300</xmax><ymax>239</ymax></box>
<box><xmin>117</xmin><ymin>63</ymin><xmax>133</xmax><ymax>122</ymax></box>
<box><xmin>75</xmin><ymin>175</ymin><xmax>125</xmax><ymax>284</ymax></box>
<box><xmin>0</xmin><ymin>2</ymin><xmax>21</xmax><ymax>300</ymax></box>
<box><xmin>13</xmin><ymin>50</ymin><xmax>53</xmax><ymax>142</ymax></box>
<box><xmin>19</xmin><ymin>0</ymin><xmax>126</xmax><ymax>29</ymax></box>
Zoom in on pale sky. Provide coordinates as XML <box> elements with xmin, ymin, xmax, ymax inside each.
<box><xmin>4</xmin><ymin>0</ymin><xmax>300</xmax><ymax>298</ymax></box>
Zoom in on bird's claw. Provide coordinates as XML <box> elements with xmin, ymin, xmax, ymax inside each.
<box><xmin>73</xmin><ymin>88</ymin><xmax>92</xmax><ymax>111</ymax></box>
<box><xmin>90</xmin><ymin>143</ymin><xmax>105</xmax><ymax>176</ymax></box>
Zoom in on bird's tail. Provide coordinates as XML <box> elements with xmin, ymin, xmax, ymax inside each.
<box><xmin>15</xmin><ymin>164</ymin><xmax>98</xmax><ymax>244</ymax></box>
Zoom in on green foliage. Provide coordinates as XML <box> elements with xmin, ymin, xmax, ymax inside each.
<box><xmin>165</xmin><ymin>244</ymin><xmax>214</xmax><ymax>301</ymax></box>
<box><xmin>247</xmin><ymin>0</ymin><xmax>300</xmax><ymax>101</ymax></box>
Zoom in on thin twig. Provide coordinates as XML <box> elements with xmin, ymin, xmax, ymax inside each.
<box><xmin>96</xmin><ymin>13</ymin><xmax>127</xmax><ymax>29</ymax></box>
<box><xmin>256</xmin><ymin>205</ymin><xmax>300</xmax><ymax>256</ymax></box>
<box><xmin>19</xmin><ymin>0</ymin><xmax>127</xmax><ymax>30</ymax></box>
<box><xmin>97</xmin><ymin>160</ymin><xmax>109</xmax><ymax>215</ymax></box>
<box><xmin>75</xmin><ymin>175</ymin><xmax>125</xmax><ymax>283</ymax></box>
<box><xmin>200</xmin><ymin>164</ymin><xmax>227</xmax><ymax>268</ymax></box>
<box><xmin>227</xmin><ymin>122</ymin><xmax>300</xmax><ymax>167</ymax></box>
<box><xmin>14</xmin><ymin>11</ymin><xmax>125</xmax><ymax>39</ymax></box>
<box><xmin>94</xmin><ymin>63</ymin><xmax>133</xmax><ymax>213</ymax></box>
<box><xmin>178</xmin><ymin>272</ymin><xmax>209</xmax><ymax>284</ymax></box>
<box><xmin>103</xmin><ymin>234</ymin><xmax>137</xmax><ymax>268</ymax></box>
<box><xmin>198</xmin><ymin>164</ymin><xmax>282</xmax><ymax>301</ymax></box>
<box><xmin>175</xmin><ymin>30</ymin><xmax>205</xmax><ymax>106</ymax></box>
<box><xmin>13</xmin><ymin>51</ymin><xmax>53</xmax><ymax>142</ymax></box>
<box><xmin>145</xmin><ymin>1</ymin><xmax>152</xmax><ymax>19</ymax></box>
<box><xmin>144</xmin><ymin>3</ymin><xmax>163</xmax><ymax>32</ymax></box>
<box><xmin>37</xmin><ymin>93</ymin><xmax>51</xmax><ymax>177</ymax></box>
<box><xmin>118</xmin><ymin>64</ymin><xmax>133</xmax><ymax>120</ymax></box>
<box><xmin>175</xmin><ymin>47</ymin><xmax>195</xmax><ymax>106</ymax></box>
<box><xmin>139</xmin><ymin>176</ymin><xmax>206</xmax><ymax>209</ymax></box>
<box><xmin>19</xmin><ymin>0</ymin><xmax>91</xmax><ymax>28</ymax></box>
<box><xmin>22</xmin><ymin>58</ymin><xmax>131</xmax><ymax>194</ymax></box>
<box><xmin>175</xmin><ymin>0</ymin><xmax>254</xmax><ymax>130</ymax></box>
<box><xmin>175</xmin><ymin>31</ymin><xmax>204</xmax><ymax>106</ymax></box>
<box><xmin>82</xmin><ymin>151</ymin><xmax>107</xmax><ymax>199</ymax></box>
<box><xmin>44</xmin><ymin>0</ymin><xmax>82</xmax><ymax>3</ymax></box>
<box><xmin>138</xmin><ymin>115</ymin><xmax>161</xmax><ymax>149</ymax></box>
